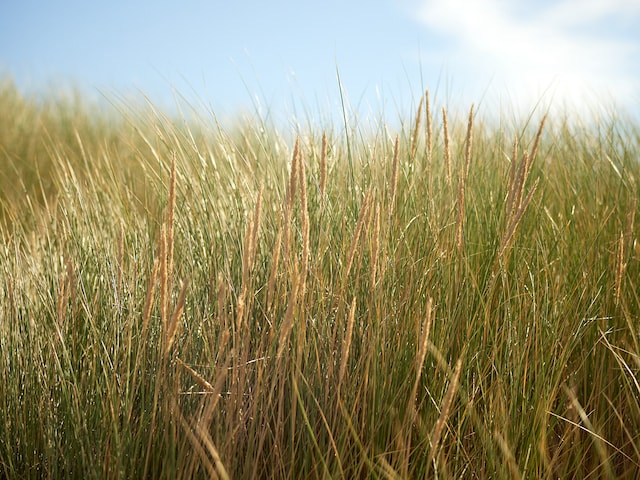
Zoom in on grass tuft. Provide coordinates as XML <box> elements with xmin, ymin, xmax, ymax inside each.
<box><xmin>1</xmin><ymin>79</ymin><xmax>640</xmax><ymax>478</ymax></box>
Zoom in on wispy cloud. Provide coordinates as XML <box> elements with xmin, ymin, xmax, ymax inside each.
<box><xmin>413</xmin><ymin>0</ymin><xmax>640</xmax><ymax>116</ymax></box>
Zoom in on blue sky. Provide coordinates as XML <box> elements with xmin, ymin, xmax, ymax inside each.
<box><xmin>1</xmin><ymin>0</ymin><xmax>639</xmax><ymax>124</ymax></box>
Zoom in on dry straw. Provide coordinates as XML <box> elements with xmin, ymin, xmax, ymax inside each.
<box><xmin>283</xmin><ymin>138</ymin><xmax>299</xmax><ymax>258</ymax></box>
<box><xmin>390</xmin><ymin>135</ymin><xmax>400</xmax><ymax>215</ymax></box>
<box><xmin>320</xmin><ymin>131</ymin><xmax>328</xmax><ymax>197</ymax></box>
<box><xmin>425</xmin><ymin>89</ymin><xmax>433</xmax><ymax>164</ymax></box>
<box><xmin>338</xmin><ymin>296</ymin><xmax>357</xmax><ymax>392</ymax></box>
<box><xmin>428</xmin><ymin>357</ymin><xmax>463</xmax><ymax>467</ymax></box>
<box><xmin>498</xmin><ymin>116</ymin><xmax>546</xmax><ymax>264</ymax></box>
<box><xmin>411</xmin><ymin>95</ymin><xmax>424</xmax><ymax>159</ymax></box>
<box><xmin>455</xmin><ymin>105</ymin><xmax>474</xmax><ymax>253</ymax></box>
<box><xmin>410</xmin><ymin>298</ymin><xmax>434</xmax><ymax>411</ymax></box>
<box><xmin>343</xmin><ymin>188</ymin><xmax>373</xmax><ymax>284</ymax></box>
<box><xmin>442</xmin><ymin>108</ymin><xmax>451</xmax><ymax>186</ymax></box>
<box><xmin>370</xmin><ymin>202</ymin><xmax>381</xmax><ymax>287</ymax></box>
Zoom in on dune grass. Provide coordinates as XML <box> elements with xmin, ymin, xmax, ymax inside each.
<box><xmin>1</xmin><ymin>78</ymin><xmax>640</xmax><ymax>478</ymax></box>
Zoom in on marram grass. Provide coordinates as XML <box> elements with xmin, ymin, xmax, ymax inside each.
<box><xmin>1</xmin><ymin>79</ymin><xmax>640</xmax><ymax>479</ymax></box>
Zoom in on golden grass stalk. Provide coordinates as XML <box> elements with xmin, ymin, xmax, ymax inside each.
<box><xmin>298</xmin><ymin>145</ymin><xmax>310</xmax><ymax>299</ymax></box>
<box><xmin>164</xmin><ymin>279</ymin><xmax>189</xmax><ymax>358</ymax></box>
<box><xmin>297</xmin><ymin>143</ymin><xmax>310</xmax><ymax>360</ymax></box>
<box><xmin>428</xmin><ymin>357</ymin><xmax>463</xmax><ymax>467</ymax></box>
<box><xmin>250</xmin><ymin>186</ymin><xmax>263</xmax><ymax>268</ymax></box>
<box><xmin>563</xmin><ymin>385</ymin><xmax>615</xmax><ymax>478</ymax></box>
<box><xmin>409</xmin><ymin>298</ymin><xmax>433</xmax><ymax>412</ymax></box>
<box><xmin>455</xmin><ymin>106</ymin><xmax>474</xmax><ymax>253</ymax></box>
<box><xmin>463</xmin><ymin>104</ymin><xmax>474</xmax><ymax>180</ymax></box>
<box><xmin>195</xmin><ymin>422</ymin><xmax>231</xmax><ymax>480</ymax></box>
<box><xmin>376</xmin><ymin>455</ymin><xmax>403</xmax><ymax>480</ymax></box>
<box><xmin>320</xmin><ymin>131</ymin><xmax>328</xmax><ymax>197</ymax></box>
<box><xmin>56</xmin><ymin>257</ymin><xmax>73</xmax><ymax>323</ymax></box>
<box><xmin>141</xmin><ymin>260</ymin><xmax>159</xmax><ymax>341</ymax></box>
<box><xmin>425</xmin><ymin>89</ymin><xmax>432</xmax><ymax>164</ymax></box>
<box><xmin>177</xmin><ymin>357</ymin><xmax>216</xmax><ymax>393</ymax></box>
<box><xmin>509</xmin><ymin>135</ymin><xmax>518</xmax><ymax>192</ymax></box>
<box><xmin>236</xmin><ymin>187</ymin><xmax>262</xmax><ymax>332</ymax></box>
<box><xmin>390</xmin><ymin>136</ymin><xmax>400</xmax><ymax>214</ymax></box>
<box><xmin>283</xmin><ymin>138</ymin><xmax>299</xmax><ymax>258</ymax></box>
<box><xmin>530</xmin><ymin>115</ymin><xmax>547</xmax><ymax>167</ymax></box>
<box><xmin>625</xmin><ymin>198</ymin><xmax>636</xmax><ymax>249</ymax></box>
<box><xmin>117</xmin><ymin>222</ymin><xmax>125</xmax><ymax>295</ymax></box>
<box><xmin>443</xmin><ymin>108</ymin><xmax>451</xmax><ymax>186</ymax></box>
<box><xmin>127</xmin><ymin>260</ymin><xmax>160</xmax><ymax>425</ymax></box>
<box><xmin>499</xmin><ymin>177</ymin><xmax>539</xmax><ymax>258</ymax></box>
<box><xmin>494</xmin><ymin>430</ymin><xmax>522</xmax><ymax>480</ymax></box>
<box><xmin>277</xmin><ymin>267</ymin><xmax>301</xmax><ymax>359</ymax></box>
<box><xmin>343</xmin><ymin>188</ymin><xmax>373</xmax><ymax>283</ymax></box>
<box><xmin>411</xmin><ymin>95</ymin><xmax>424</xmax><ymax>159</ymax></box>
<box><xmin>174</xmin><ymin>405</ymin><xmax>220</xmax><ymax>480</ymax></box>
<box><xmin>370</xmin><ymin>202</ymin><xmax>380</xmax><ymax>287</ymax></box>
<box><xmin>455</xmin><ymin>178</ymin><xmax>466</xmax><ymax>254</ymax></box>
<box><xmin>505</xmin><ymin>152</ymin><xmax>528</xmax><ymax>226</ymax></box>
<box><xmin>616</xmin><ymin>199</ymin><xmax>636</xmax><ymax>307</ymax></box>
<box><xmin>615</xmin><ymin>230</ymin><xmax>625</xmax><ymax>307</ymax></box>
<box><xmin>498</xmin><ymin>116</ymin><xmax>546</xmax><ymax>266</ymax></box>
<box><xmin>266</xmin><ymin>229</ymin><xmax>283</xmax><ymax>313</ymax></box>
<box><xmin>159</xmin><ymin>224</ymin><xmax>169</xmax><ymax>327</ymax></box>
<box><xmin>338</xmin><ymin>297</ymin><xmax>357</xmax><ymax>392</ymax></box>
<box><xmin>166</xmin><ymin>152</ymin><xmax>176</xmax><ymax>312</ymax></box>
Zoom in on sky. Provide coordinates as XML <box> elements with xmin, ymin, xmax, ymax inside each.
<box><xmin>1</xmin><ymin>0</ymin><xmax>639</xmax><ymax>125</ymax></box>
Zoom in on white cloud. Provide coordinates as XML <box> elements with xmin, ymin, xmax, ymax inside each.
<box><xmin>414</xmin><ymin>0</ymin><xmax>640</xmax><ymax>116</ymax></box>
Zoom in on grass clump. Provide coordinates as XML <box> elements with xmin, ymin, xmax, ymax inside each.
<box><xmin>1</xmin><ymin>81</ymin><xmax>640</xmax><ymax>479</ymax></box>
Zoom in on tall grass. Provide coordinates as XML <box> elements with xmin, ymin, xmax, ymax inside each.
<box><xmin>1</xmin><ymin>79</ymin><xmax>640</xmax><ymax>478</ymax></box>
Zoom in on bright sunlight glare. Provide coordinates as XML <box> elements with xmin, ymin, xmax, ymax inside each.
<box><xmin>414</xmin><ymin>0</ymin><xmax>640</xmax><ymax>117</ymax></box>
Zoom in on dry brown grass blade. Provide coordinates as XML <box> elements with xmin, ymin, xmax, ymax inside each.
<box><xmin>127</xmin><ymin>259</ymin><xmax>160</xmax><ymax>425</ymax></box>
<box><xmin>344</xmin><ymin>188</ymin><xmax>373</xmax><ymax>283</ymax></box>
<box><xmin>298</xmin><ymin>145</ymin><xmax>310</xmax><ymax>301</ymax></box>
<box><xmin>370</xmin><ymin>201</ymin><xmax>381</xmax><ymax>287</ymax></box>
<box><xmin>409</xmin><ymin>298</ymin><xmax>433</xmax><ymax>412</ymax></box>
<box><xmin>159</xmin><ymin>224</ymin><xmax>169</xmax><ymax>327</ymax></box>
<box><xmin>425</xmin><ymin>89</ymin><xmax>432</xmax><ymax>164</ymax></box>
<box><xmin>173</xmin><ymin>401</ymin><xmax>220</xmax><ymax>480</ymax></box>
<box><xmin>377</xmin><ymin>455</ymin><xmax>403</xmax><ymax>480</ymax></box>
<box><xmin>455</xmin><ymin>103</ymin><xmax>474</xmax><ymax>253</ymax></box>
<box><xmin>494</xmin><ymin>430</ymin><xmax>522</xmax><ymax>480</ymax></box>
<box><xmin>510</xmin><ymin>135</ymin><xmax>518</xmax><ymax>186</ymax></box>
<box><xmin>167</xmin><ymin>152</ymin><xmax>176</xmax><ymax>294</ymax></box>
<box><xmin>177</xmin><ymin>358</ymin><xmax>216</xmax><ymax>393</ymax></box>
<box><xmin>141</xmin><ymin>260</ymin><xmax>159</xmax><ymax>339</ymax></box>
<box><xmin>529</xmin><ymin>115</ymin><xmax>547</xmax><ymax>164</ymax></box>
<box><xmin>615</xmin><ymin>230</ymin><xmax>625</xmax><ymax>307</ymax></box>
<box><xmin>455</xmin><ymin>177</ymin><xmax>466</xmax><ymax>254</ymax></box>
<box><xmin>158</xmin><ymin>153</ymin><xmax>178</xmax><ymax>333</ymax></box>
<box><xmin>506</xmin><ymin>116</ymin><xmax>545</xmax><ymax>221</ymax></box>
<box><xmin>250</xmin><ymin>186</ymin><xmax>263</xmax><ymax>269</ymax></box>
<box><xmin>283</xmin><ymin>137</ymin><xmax>299</xmax><ymax>258</ymax></box>
<box><xmin>499</xmin><ymin>177</ymin><xmax>540</xmax><ymax>258</ymax></box>
<box><xmin>236</xmin><ymin>188</ymin><xmax>262</xmax><ymax>332</ymax></box>
<box><xmin>390</xmin><ymin>135</ymin><xmax>400</xmax><ymax>214</ymax></box>
<box><xmin>443</xmin><ymin>108</ymin><xmax>451</xmax><ymax>186</ymax></box>
<box><xmin>428</xmin><ymin>357</ymin><xmax>463</xmax><ymax>467</ymax></box>
<box><xmin>411</xmin><ymin>95</ymin><xmax>424</xmax><ymax>159</ymax></box>
<box><xmin>164</xmin><ymin>279</ymin><xmax>189</xmax><ymax>358</ymax></box>
<box><xmin>266</xmin><ymin>229</ymin><xmax>283</xmax><ymax>314</ymax></box>
<box><xmin>562</xmin><ymin>385</ymin><xmax>615</xmax><ymax>479</ymax></box>
<box><xmin>320</xmin><ymin>131</ymin><xmax>328</xmax><ymax>197</ymax></box>
<box><xmin>277</xmin><ymin>267</ymin><xmax>301</xmax><ymax>359</ymax></box>
<box><xmin>195</xmin><ymin>422</ymin><xmax>231</xmax><ymax>480</ymax></box>
<box><xmin>463</xmin><ymin>104</ymin><xmax>474</xmax><ymax>180</ymax></box>
<box><xmin>338</xmin><ymin>296</ymin><xmax>357</xmax><ymax>392</ymax></box>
